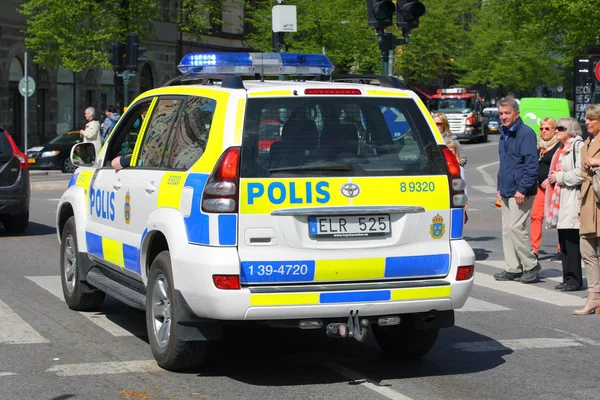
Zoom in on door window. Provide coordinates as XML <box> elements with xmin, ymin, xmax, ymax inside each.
<box><xmin>166</xmin><ymin>96</ymin><xmax>216</xmax><ymax>170</ymax></box>
<box><xmin>103</xmin><ymin>100</ymin><xmax>152</xmax><ymax>167</ymax></box>
<box><xmin>136</xmin><ymin>98</ymin><xmax>183</xmax><ymax>168</ymax></box>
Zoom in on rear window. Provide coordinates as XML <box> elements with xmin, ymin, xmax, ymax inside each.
<box><xmin>240</xmin><ymin>97</ymin><xmax>445</xmax><ymax>177</ymax></box>
<box><xmin>0</xmin><ymin>132</ymin><xmax>13</xmax><ymax>155</ymax></box>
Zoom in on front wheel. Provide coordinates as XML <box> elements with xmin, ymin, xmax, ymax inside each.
<box><xmin>146</xmin><ymin>251</ymin><xmax>209</xmax><ymax>371</ymax></box>
<box><xmin>60</xmin><ymin>217</ymin><xmax>105</xmax><ymax>310</ymax></box>
<box><xmin>372</xmin><ymin>318</ymin><xmax>439</xmax><ymax>359</ymax></box>
<box><xmin>61</xmin><ymin>157</ymin><xmax>76</xmax><ymax>173</ymax></box>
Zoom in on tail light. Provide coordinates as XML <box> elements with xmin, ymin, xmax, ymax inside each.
<box><xmin>213</xmin><ymin>275</ymin><xmax>240</xmax><ymax>289</ymax></box>
<box><xmin>4</xmin><ymin>132</ymin><xmax>28</xmax><ymax>169</ymax></box>
<box><xmin>456</xmin><ymin>265</ymin><xmax>474</xmax><ymax>281</ymax></box>
<box><xmin>441</xmin><ymin>146</ymin><xmax>467</xmax><ymax>208</ymax></box>
<box><xmin>465</xmin><ymin>115</ymin><xmax>475</xmax><ymax>126</ymax></box>
<box><xmin>201</xmin><ymin>147</ymin><xmax>240</xmax><ymax>213</ymax></box>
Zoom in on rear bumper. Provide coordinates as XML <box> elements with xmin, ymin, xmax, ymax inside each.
<box><xmin>0</xmin><ymin>172</ymin><xmax>30</xmax><ymax>215</ymax></box>
<box><xmin>173</xmin><ymin>239</ymin><xmax>475</xmax><ymax>321</ymax></box>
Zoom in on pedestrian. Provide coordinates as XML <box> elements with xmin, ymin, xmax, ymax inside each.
<box><xmin>530</xmin><ymin>118</ymin><xmax>560</xmax><ymax>259</ymax></box>
<box><xmin>101</xmin><ymin>105</ymin><xmax>120</xmax><ymax>143</ymax></box>
<box><xmin>575</xmin><ymin>104</ymin><xmax>600</xmax><ymax>314</ymax></box>
<box><xmin>545</xmin><ymin>118</ymin><xmax>584</xmax><ymax>291</ymax></box>
<box><xmin>493</xmin><ymin>96</ymin><xmax>541</xmax><ymax>283</ymax></box>
<box><xmin>79</xmin><ymin>107</ymin><xmax>102</xmax><ymax>157</ymax></box>
<box><xmin>433</xmin><ymin>113</ymin><xmax>467</xmax><ymax>166</ymax></box>
<box><xmin>446</xmin><ymin>140</ymin><xmax>468</xmax><ymax>223</ymax></box>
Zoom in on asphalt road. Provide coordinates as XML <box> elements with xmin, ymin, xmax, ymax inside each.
<box><xmin>1</xmin><ymin>136</ymin><xmax>599</xmax><ymax>400</ymax></box>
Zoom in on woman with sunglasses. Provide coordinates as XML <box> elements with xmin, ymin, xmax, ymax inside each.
<box><xmin>546</xmin><ymin>118</ymin><xmax>584</xmax><ymax>292</ymax></box>
<box><xmin>530</xmin><ymin>118</ymin><xmax>560</xmax><ymax>260</ymax></box>
<box><xmin>576</xmin><ymin>104</ymin><xmax>600</xmax><ymax>314</ymax></box>
<box><xmin>433</xmin><ymin>113</ymin><xmax>467</xmax><ymax>166</ymax></box>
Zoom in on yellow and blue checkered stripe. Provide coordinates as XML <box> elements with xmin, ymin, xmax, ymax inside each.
<box><xmin>86</xmin><ymin>231</ymin><xmax>141</xmax><ymax>274</ymax></box>
<box><xmin>240</xmin><ymin>254</ymin><xmax>450</xmax><ymax>284</ymax></box>
<box><xmin>250</xmin><ymin>285</ymin><xmax>451</xmax><ymax>306</ymax></box>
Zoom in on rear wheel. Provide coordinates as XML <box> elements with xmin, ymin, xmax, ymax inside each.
<box><xmin>2</xmin><ymin>211</ymin><xmax>29</xmax><ymax>234</ymax></box>
<box><xmin>60</xmin><ymin>217</ymin><xmax>105</xmax><ymax>310</ymax></box>
<box><xmin>146</xmin><ymin>251</ymin><xmax>209</xmax><ymax>371</ymax></box>
<box><xmin>372</xmin><ymin>318</ymin><xmax>439</xmax><ymax>359</ymax></box>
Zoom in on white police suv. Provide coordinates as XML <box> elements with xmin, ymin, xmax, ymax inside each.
<box><xmin>57</xmin><ymin>52</ymin><xmax>475</xmax><ymax>371</ymax></box>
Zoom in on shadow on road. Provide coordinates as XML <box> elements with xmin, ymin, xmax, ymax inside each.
<box><xmin>0</xmin><ymin>221</ymin><xmax>56</xmax><ymax>237</ymax></box>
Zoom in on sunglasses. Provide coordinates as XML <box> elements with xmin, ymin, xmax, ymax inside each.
<box><xmin>556</xmin><ymin>126</ymin><xmax>568</xmax><ymax>132</ymax></box>
<box><xmin>539</xmin><ymin>126</ymin><xmax>554</xmax><ymax>131</ymax></box>
<box><xmin>435</xmin><ymin>122</ymin><xmax>444</xmax><ymax>126</ymax></box>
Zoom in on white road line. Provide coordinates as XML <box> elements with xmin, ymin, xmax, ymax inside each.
<box><xmin>0</xmin><ymin>372</ymin><xmax>17</xmax><ymax>377</ymax></box>
<box><xmin>0</xmin><ymin>300</ymin><xmax>49</xmax><ymax>344</ymax></box>
<box><xmin>323</xmin><ymin>362</ymin><xmax>414</xmax><ymax>400</ymax></box>
<box><xmin>26</xmin><ymin>276</ymin><xmax>145</xmax><ymax>337</ymax></box>
<box><xmin>471</xmin><ymin>185</ymin><xmax>498</xmax><ymax>194</ymax></box>
<box><xmin>552</xmin><ymin>329</ymin><xmax>600</xmax><ymax>347</ymax></box>
<box><xmin>476</xmin><ymin>161</ymin><xmax>499</xmax><ymax>186</ymax></box>
<box><xmin>450</xmin><ymin>338</ymin><xmax>581</xmax><ymax>353</ymax></box>
<box><xmin>46</xmin><ymin>360</ymin><xmax>162</xmax><ymax>377</ymax></box>
<box><xmin>456</xmin><ymin>297</ymin><xmax>511</xmax><ymax>312</ymax></box>
<box><xmin>473</xmin><ymin>271</ymin><xmax>585</xmax><ymax>307</ymax></box>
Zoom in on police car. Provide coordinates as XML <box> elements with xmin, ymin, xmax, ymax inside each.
<box><xmin>57</xmin><ymin>52</ymin><xmax>475</xmax><ymax>371</ymax></box>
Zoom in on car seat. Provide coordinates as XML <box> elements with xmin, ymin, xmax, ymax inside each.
<box><xmin>269</xmin><ymin>118</ymin><xmax>318</xmax><ymax>169</ymax></box>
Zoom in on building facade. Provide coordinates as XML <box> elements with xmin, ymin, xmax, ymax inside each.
<box><xmin>0</xmin><ymin>0</ymin><xmax>246</xmax><ymax>150</ymax></box>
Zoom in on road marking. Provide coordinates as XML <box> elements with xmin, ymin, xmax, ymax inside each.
<box><xmin>0</xmin><ymin>300</ymin><xmax>49</xmax><ymax>344</ymax></box>
<box><xmin>323</xmin><ymin>362</ymin><xmax>414</xmax><ymax>400</ymax></box>
<box><xmin>476</xmin><ymin>161</ymin><xmax>499</xmax><ymax>186</ymax></box>
<box><xmin>456</xmin><ymin>297</ymin><xmax>510</xmax><ymax>312</ymax></box>
<box><xmin>552</xmin><ymin>329</ymin><xmax>600</xmax><ymax>346</ymax></box>
<box><xmin>472</xmin><ymin>185</ymin><xmax>498</xmax><ymax>194</ymax></box>
<box><xmin>46</xmin><ymin>360</ymin><xmax>162</xmax><ymax>377</ymax></box>
<box><xmin>473</xmin><ymin>269</ymin><xmax>585</xmax><ymax>307</ymax></box>
<box><xmin>450</xmin><ymin>338</ymin><xmax>581</xmax><ymax>352</ymax></box>
<box><xmin>0</xmin><ymin>372</ymin><xmax>17</xmax><ymax>377</ymax></box>
<box><xmin>26</xmin><ymin>276</ymin><xmax>146</xmax><ymax>337</ymax></box>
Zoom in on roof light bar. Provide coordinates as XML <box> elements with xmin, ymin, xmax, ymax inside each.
<box><xmin>178</xmin><ymin>52</ymin><xmax>335</xmax><ymax>77</ymax></box>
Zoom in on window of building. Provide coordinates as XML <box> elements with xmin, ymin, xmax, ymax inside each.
<box><xmin>166</xmin><ymin>96</ymin><xmax>216</xmax><ymax>170</ymax></box>
<box><xmin>57</xmin><ymin>67</ymin><xmax>75</xmax><ymax>134</ymax></box>
<box><xmin>136</xmin><ymin>97</ymin><xmax>183</xmax><ymax>168</ymax></box>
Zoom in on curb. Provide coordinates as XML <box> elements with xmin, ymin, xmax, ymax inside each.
<box><xmin>31</xmin><ymin>181</ymin><xmax>69</xmax><ymax>191</ymax></box>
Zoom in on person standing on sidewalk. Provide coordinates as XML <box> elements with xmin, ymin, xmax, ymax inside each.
<box><xmin>494</xmin><ymin>97</ymin><xmax>541</xmax><ymax>283</ymax></box>
<box><xmin>546</xmin><ymin>118</ymin><xmax>584</xmax><ymax>291</ymax></box>
<box><xmin>433</xmin><ymin>113</ymin><xmax>467</xmax><ymax>166</ymax></box>
<box><xmin>575</xmin><ymin>104</ymin><xmax>600</xmax><ymax>314</ymax></box>
<box><xmin>530</xmin><ymin>118</ymin><xmax>560</xmax><ymax>259</ymax></box>
<box><xmin>79</xmin><ymin>107</ymin><xmax>102</xmax><ymax>157</ymax></box>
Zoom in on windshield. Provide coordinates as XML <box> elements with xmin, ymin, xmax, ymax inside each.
<box><xmin>240</xmin><ymin>97</ymin><xmax>446</xmax><ymax>178</ymax></box>
<box><xmin>431</xmin><ymin>98</ymin><xmax>474</xmax><ymax>113</ymax></box>
<box><xmin>49</xmin><ymin>133</ymin><xmax>80</xmax><ymax>145</ymax></box>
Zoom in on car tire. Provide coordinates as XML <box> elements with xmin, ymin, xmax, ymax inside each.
<box><xmin>146</xmin><ymin>250</ymin><xmax>209</xmax><ymax>371</ymax></box>
<box><xmin>372</xmin><ymin>318</ymin><xmax>439</xmax><ymax>359</ymax></box>
<box><xmin>3</xmin><ymin>210</ymin><xmax>29</xmax><ymax>234</ymax></box>
<box><xmin>60</xmin><ymin>217</ymin><xmax>105</xmax><ymax>311</ymax></box>
<box><xmin>61</xmin><ymin>157</ymin><xmax>76</xmax><ymax>173</ymax></box>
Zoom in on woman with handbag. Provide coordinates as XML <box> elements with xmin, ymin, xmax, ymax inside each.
<box><xmin>546</xmin><ymin>118</ymin><xmax>584</xmax><ymax>291</ymax></box>
<box><xmin>577</xmin><ymin>104</ymin><xmax>600</xmax><ymax>314</ymax></box>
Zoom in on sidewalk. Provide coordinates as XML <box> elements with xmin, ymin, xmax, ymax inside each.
<box><xmin>29</xmin><ymin>170</ymin><xmax>71</xmax><ymax>191</ymax></box>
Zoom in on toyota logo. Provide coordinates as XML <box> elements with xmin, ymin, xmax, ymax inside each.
<box><xmin>340</xmin><ymin>183</ymin><xmax>360</xmax><ymax>198</ymax></box>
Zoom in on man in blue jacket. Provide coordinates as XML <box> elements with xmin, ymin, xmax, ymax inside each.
<box><xmin>494</xmin><ymin>97</ymin><xmax>542</xmax><ymax>283</ymax></box>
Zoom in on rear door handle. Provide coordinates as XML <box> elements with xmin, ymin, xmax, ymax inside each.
<box><xmin>145</xmin><ymin>181</ymin><xmax>156</xmax><ymax>194</ymax></box>
<box><xmin>112</xmin><ymin>180</ymin><xmax>122</xmax><ymax>190</ymax></box>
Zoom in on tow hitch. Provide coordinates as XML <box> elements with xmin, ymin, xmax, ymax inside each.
<box><xmin>326</xmin><ymin>311</ymin><xmax>370</xmax><ymax>342</ymax></box>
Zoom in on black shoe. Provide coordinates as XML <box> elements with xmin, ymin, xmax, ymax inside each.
<box><xmin>561</xmin><ymin>284</ymin><xmax>582</xmax><ymax>292</ymax></box>
<box><xmin>534</xmin><ymin>253</ymin><xmax>538</xmax><ymax>260</ymax></box>
<box><xmin>494</xmin><ymin>270</ymin><xmax>523</xmax><ymax>281</ymax></box>
<box><xmin>520</xmin><ymin>264</ymin><xmax>542</xmax><ymax>283</ymax></box>
<box><xmin>554</xmin><ymin>283</ymin><xmax>566</xmax><ymax>290</ymax></box>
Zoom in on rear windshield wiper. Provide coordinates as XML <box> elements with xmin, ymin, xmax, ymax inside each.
<box><xmin>269</xmin><ymin>164</ymin><xmax>353</xmax><ymax>173</ymax></box>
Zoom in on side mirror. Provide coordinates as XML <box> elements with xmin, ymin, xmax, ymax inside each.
<box><xmin>70</xmin><ymin>142</ymin><xmax>96</xmax><ymax>168</ymax></box>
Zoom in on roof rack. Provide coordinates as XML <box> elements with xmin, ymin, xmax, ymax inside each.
<box><xmin>314</xmin><ymin>74</ymin><xmax>407</xmax><ymax>89</ymax></box>
<box><xmin>162</xmin><ymin>75</ymin><xmax>245</xmax><ymax>90</ymax></box>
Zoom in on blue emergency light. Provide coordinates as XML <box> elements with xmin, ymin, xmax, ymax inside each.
<box><xmin>177</xmin><ymin>52</ymin><xmax>334</xmax><ymax>77</ymax></box>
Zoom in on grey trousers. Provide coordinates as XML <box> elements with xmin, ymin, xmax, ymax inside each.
<box><xmin>580</xmin><ymin>237</ymin><xmax>600</xmax><ymax>293</ymax></box>
<box><xmin>501</xmin><ymin>196</ymin><xmax>538</xmax><ymax>272</ymax></box>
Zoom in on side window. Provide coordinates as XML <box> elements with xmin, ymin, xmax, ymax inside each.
<box><xmin>166</xmin><ymin>96</ymin><xmax>216</xmax><ymax>170</ymax></box>
<box><xmin>104</xmin><ymin>101</ymin><xmax>151</xmax><ymax>167</ymax></box>
<box><xmin>136</xmin><ymin>98</ymin><xmax>183</xmax><ymax>168</ymax></box>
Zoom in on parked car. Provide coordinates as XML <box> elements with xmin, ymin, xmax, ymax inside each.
<box><xmin>0</xmin><ymin>127</ymin><xmax>29</xmax><ymax>234</ymax></box>
<box><xmin>27</xmin><ymin>131</ymin><xmax>81</xmax><ymax>173</ymax></box>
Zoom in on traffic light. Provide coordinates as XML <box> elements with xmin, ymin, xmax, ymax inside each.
<box><xmin>396</xmin><ymin>0</ymin><xmax>426</xmax><ymax>32</ymax></box>
<box><xmin>125</xmin><ymin>33</ymin><xmax>147</xmax><ymax>72</ymax></box>
<box><xmin>109</xmin><ymin>44</ymin><xmax>125</xmax><ymax>72</ymax></box>
<box><xmin>366</xmin><ymin>0</ymin><xmax>395</xmax><ymax>29</ymax></box>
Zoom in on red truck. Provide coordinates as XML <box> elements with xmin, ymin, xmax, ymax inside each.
<box><xmin>430</xmin><ymin>87</ymin><xmax>487</xmax><ymax>143</ymax></box>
